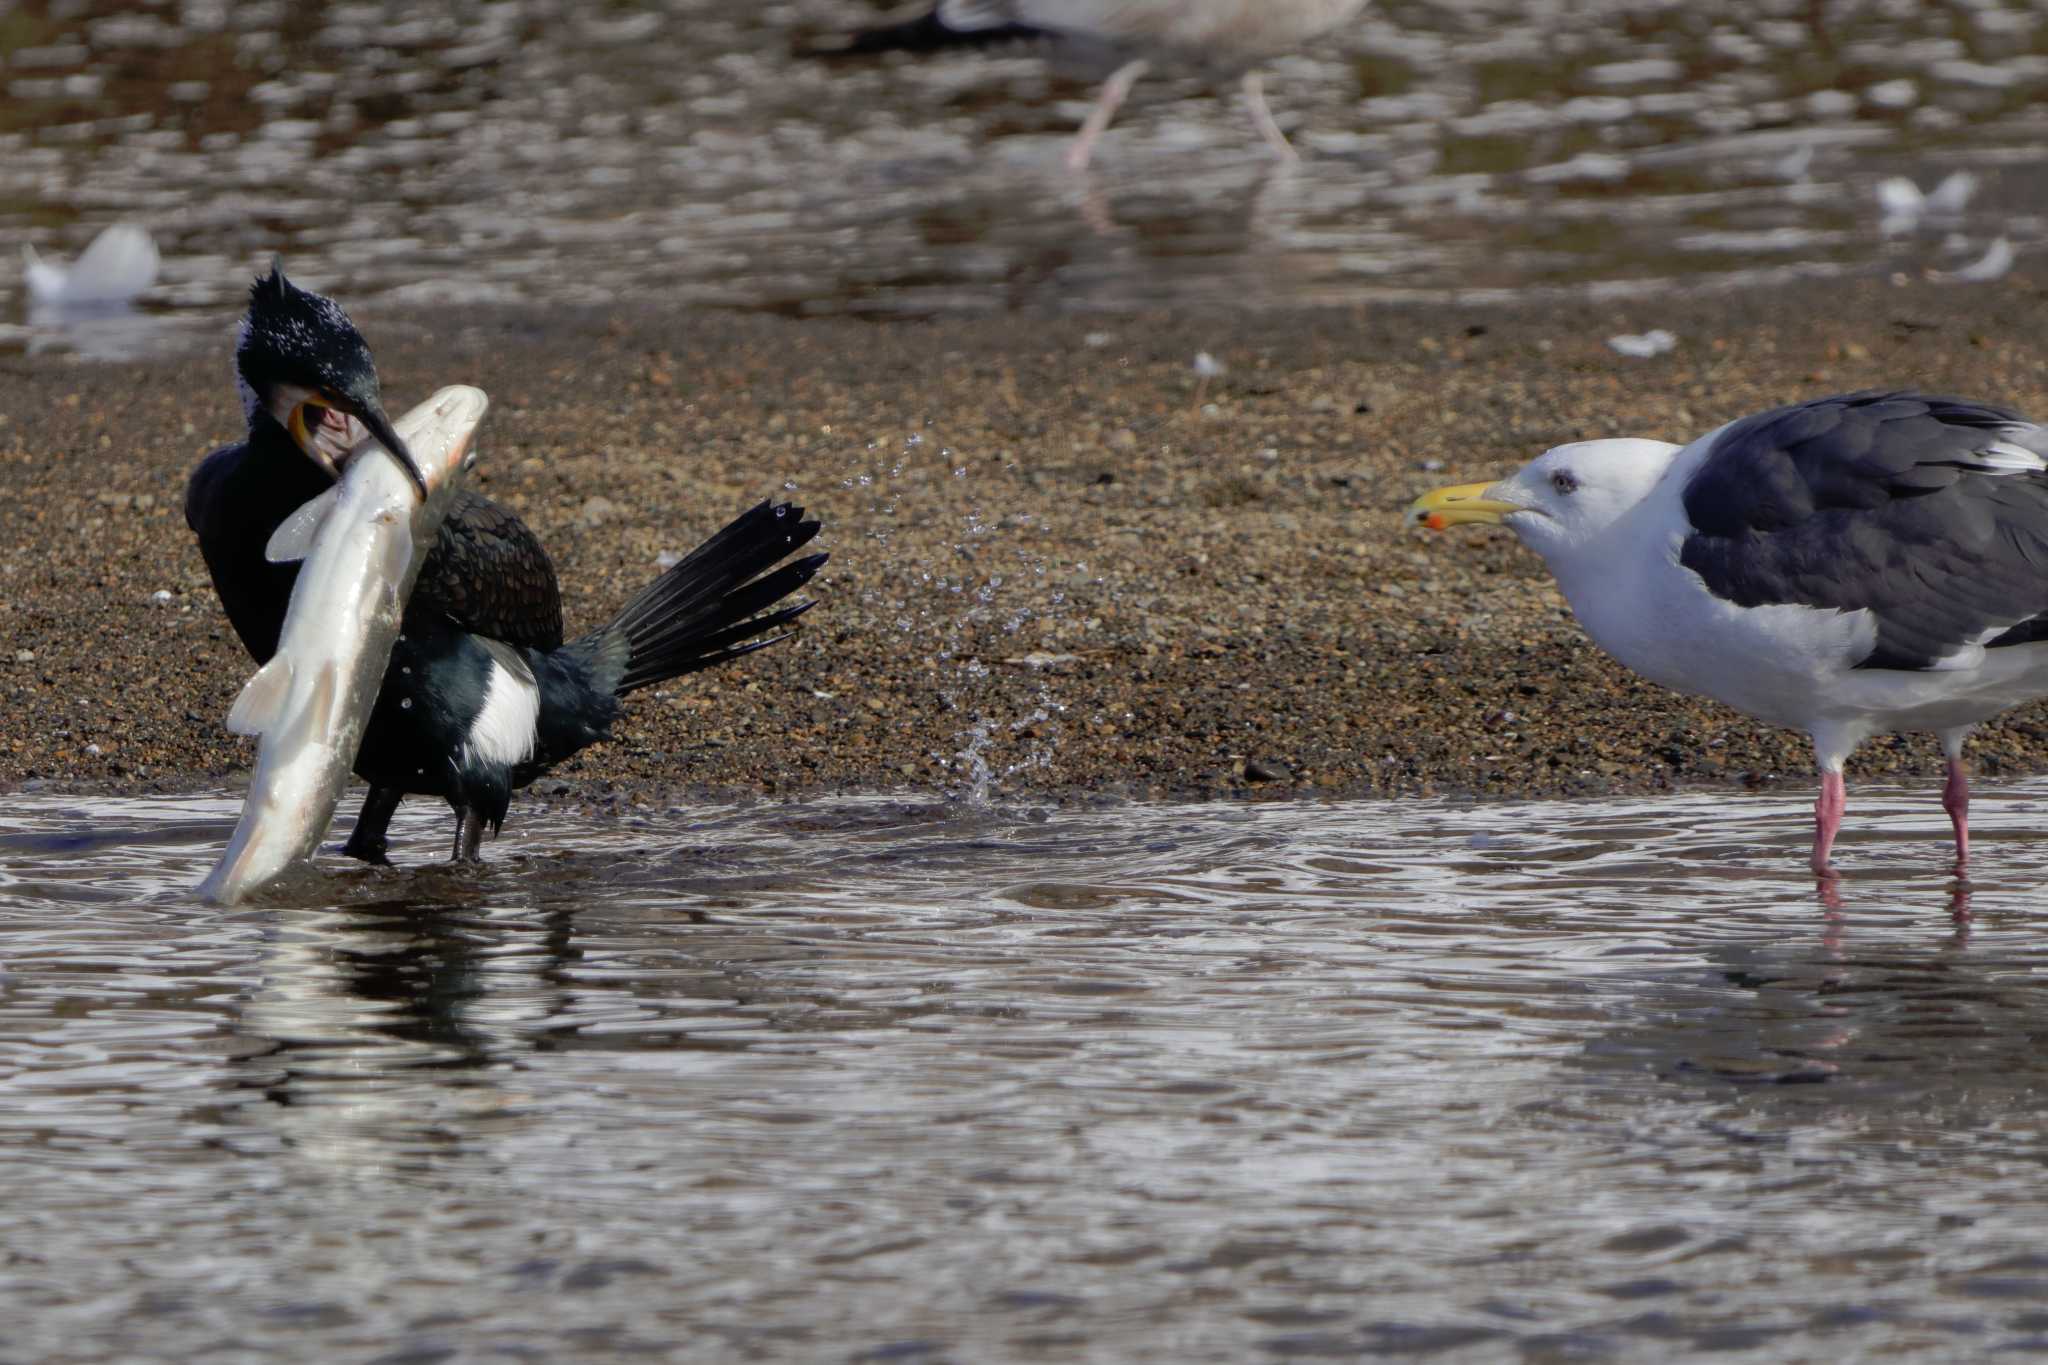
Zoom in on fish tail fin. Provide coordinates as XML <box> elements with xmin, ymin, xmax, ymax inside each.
<box><xmin>580</xmin><ymin>500</ymin><xmax>826</xmax><ymax>697</ymax></box>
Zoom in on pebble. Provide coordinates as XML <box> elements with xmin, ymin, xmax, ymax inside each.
<box><xmin>1243</xmin><ymin>758</ymin><xmax>1294</xmax><ymax>784</ymax></box>
<box><xmin>1</xmin><ymin>281</ymin><xmax>2042</xmax><ymax>807</ymax></box>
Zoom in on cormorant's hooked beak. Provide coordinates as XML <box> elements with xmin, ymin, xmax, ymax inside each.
<box><xmin>1407</xmin><ymin>480</ymin><xmax>1521</xmax><ymax>530</ymax></box>
<box><xmin>340</xmin><ymin>395</ymin><xmax>429</xmax><ymax>499</ymax></box>
<box><xmin>281</xmin><ymin>387</ymin><xmax>426</xmax><ymax>497</ymax></box>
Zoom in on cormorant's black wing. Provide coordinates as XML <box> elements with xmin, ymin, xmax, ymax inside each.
<box><xmin>412</xmin><ymin>490</ymin><xmax>565</xmax><ymax>651</ymax></box>
<box><xmin>1677</xmin><ymin>391</ymin><xmax>2048</xmax><ymax>671</ymax></box>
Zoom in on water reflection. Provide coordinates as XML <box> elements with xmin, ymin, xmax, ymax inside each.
<box><xmin>4</xmin><ymin>0</ymin><xmax>2041</xmax><ymax>344</ymax></box>
<box><xmin>6</xmin><ymin>785</ymin><xmax>2048</xmax><ymax>1358</ymax></box>
<box><xmin>237</xmin><ymin>902</ymin><xmax>573</xmax><ymax>1139</ymax></box>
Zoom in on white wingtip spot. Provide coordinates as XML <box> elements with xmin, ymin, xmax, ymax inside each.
<box><xmin>1969</xmin><ymin>440</ymin><xmax>2048</xmax><ymax>475</ymax></box>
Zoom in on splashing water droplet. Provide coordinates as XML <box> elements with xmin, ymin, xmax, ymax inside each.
<box><xmin>947</xmin><ymin>717</ymin><xmax>1001</xmax><ymax>807</ymax></box>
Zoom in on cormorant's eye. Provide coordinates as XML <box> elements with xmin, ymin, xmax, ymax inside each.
<box><xmin>1550</xmin><ymin>470</ymin><xmax>1579</xmax><ymax>495</ymax></box>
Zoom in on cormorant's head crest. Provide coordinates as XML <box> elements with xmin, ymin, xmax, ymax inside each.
<box><xmin>233</xmin><ymin>260</ymin><xmax>424</xmax><ymax>493</ymax></box>
<box><xmin>236</xmin><ymin>260</ymin><xmax>377</xmax><ymax>414</ymax></box>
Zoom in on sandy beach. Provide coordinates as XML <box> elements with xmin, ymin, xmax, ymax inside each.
<box><xmin>4</xmin><ymin>274</ymin><xmax>2045</xmax><ymax>807</ymax></box>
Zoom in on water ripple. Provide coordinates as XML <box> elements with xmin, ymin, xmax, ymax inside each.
<box><xmin>3</xmin><ymin>784</ymin><xmax>2048</xmax><ymax>1357</ymax></box>
<box><xmin>5</xmin><ymin>0</ymin><xmax>2044</xmax><ymax>350</ymax></box>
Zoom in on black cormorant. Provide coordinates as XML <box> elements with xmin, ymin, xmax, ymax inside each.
<box><xmin>186</xmin><ymin>265</ymin><xmax>826</xmax><ymax>862</ymax></box>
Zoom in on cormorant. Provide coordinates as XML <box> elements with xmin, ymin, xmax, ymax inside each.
<box><xmin>185</xmin><ymin>265</ymin><xmax>826</xmax><ymax>862</ymax></box>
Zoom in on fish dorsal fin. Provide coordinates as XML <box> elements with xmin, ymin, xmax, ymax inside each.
<box><xmin>226</xmin><ymin>656</ymin><xmax>294</xmax><ymax>736</ymax></box>
<box><xmin>265</xmin><ymin>487</ymin><xmax>340</xmax><ymax>564</ymax></box>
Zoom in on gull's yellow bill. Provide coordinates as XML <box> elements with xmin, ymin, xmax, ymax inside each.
<box><xmin>1407</xmin><ymin>481</ymin><xmax>1518</xmax><ymax>531</ymax></box>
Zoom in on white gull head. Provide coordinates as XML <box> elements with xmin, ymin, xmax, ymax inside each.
<box><xmin>1413</xmin><ymin>437</ymin><xmax>1685</xmax><ymax>570</ymax></box>
<box><xmin>1492</xmin><ymin>437</ymin><xmax>1685</xmax><ymax>564</ymax></box>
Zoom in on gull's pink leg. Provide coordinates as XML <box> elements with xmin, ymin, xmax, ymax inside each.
<box><xmin>1066</xmin><ymin>59</ymin><xmax>1149</xmax><ymax>171</ymax></box>
<box><xmin>1811</xmin><ymin>769</ymin><xmax>1846</xmax><ymax>878</ymax></box>
<box><xmin>1242</xmin><ymin>70</ymin><xmax>1298</xmax><ymax>161</ymax></box>
<box><xmin>1943</xmin><ymin>755</ymin><xmax>1970</xmax><ymax>870</ymax></box>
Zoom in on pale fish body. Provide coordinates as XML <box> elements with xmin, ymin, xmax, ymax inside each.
<box><xmin>198</xmin><ymin>385</ymin><xmax>488</xmax><ymax>904</ymax></box>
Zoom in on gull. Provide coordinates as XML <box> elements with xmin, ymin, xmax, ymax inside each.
<box><xmin>1876</xmin><ymin>170</ymin><xmax>1976</xmax><ymax>235</ymax></box>
<box><xmin>22</xmin><ymin>223</ymin><xmax>159</xmax><ymax>311</ymax></box>
<box><xmin>1411</xmin><ymin>391</ymin><xmax>2048</xmax><ymax>878</ymax></box>
<box><xmin>821</xmin><ymin>0</ymin><xmax>1367</xmax><ymax>170</ymax></box>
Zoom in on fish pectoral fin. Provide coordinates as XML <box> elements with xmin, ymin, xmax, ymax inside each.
<box><xmin>265</xmin><ymin>487</ymin><xmax>341</xmax><ymax>564</ymax></box>
<box><xmin>226</xmin><ymin>656</ymin><xmax>294</xmax><ymax>736</ymax></box>
<box><xmin>278</xmin><ymin>662</ymin><xmax>339</xmax><ymax>753</ymax></box>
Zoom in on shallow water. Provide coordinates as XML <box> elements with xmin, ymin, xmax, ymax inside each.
<box><xmin>5</xmin><ymin>0</ymin><xmax>2045</xmax><ymax>355</ymax></box>
<box><xmin>5</xmin><ymin>782</ymin><xmax>2048</xmax><ymax>1360</ymax></box>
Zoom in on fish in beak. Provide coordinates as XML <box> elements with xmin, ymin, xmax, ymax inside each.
<box><xmin>332</xmin><ymin>388</ymin><xmax>429</xmax><ymax>499</ymax></box>
<box><xmin>281</xmin><ymin>386</ymin><xmax>428</xmax><ymax>499</ymax></box>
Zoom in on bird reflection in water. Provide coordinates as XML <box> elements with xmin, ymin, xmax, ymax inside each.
<box><xmin>231</xmin><ymin>896</ymin><xmax>576</xmax><ymax>1174</ymax></box>
<box><xmin>1812</xmin><ymin>873</ymin><xmax>1974</xmax><ymax>950</ymax></box>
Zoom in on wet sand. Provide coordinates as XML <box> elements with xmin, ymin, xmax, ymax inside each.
<box><xmin>4</xmin><ymin>274</ymin><xmax>2045</xmax><ymax>809</ymax></box>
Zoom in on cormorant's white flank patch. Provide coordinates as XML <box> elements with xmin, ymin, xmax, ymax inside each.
<box><xmin>466</xmin><ymin>640</ymin><xmax>540</xmax><ymax>770</ymax></box>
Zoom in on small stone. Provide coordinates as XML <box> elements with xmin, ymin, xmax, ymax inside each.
<box><xmin>1243</xmin><ymin>758</ymin><xmax>1293</xmax><ymax>784</ymax></box>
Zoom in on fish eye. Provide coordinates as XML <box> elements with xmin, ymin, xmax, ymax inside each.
<box><xmin>1550</xmin><ymin>470</ymin><xmax>1579</xmax><ymax>495</ymax></box>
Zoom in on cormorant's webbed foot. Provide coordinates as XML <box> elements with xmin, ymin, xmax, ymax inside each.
<box><xmin>342</xmin><ymin>785</ymin><xmax>405</xmax><ymax>864</ymax></box>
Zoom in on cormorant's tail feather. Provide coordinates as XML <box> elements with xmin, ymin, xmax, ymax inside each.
<box><xmin>619</xmin><ymin>556</ymin><xmax>826</xmax><ymax>677</ymax></box>
<box><xmin>618</xmin><ymin>557</ymin><xmax>827</xmax><ymax>693</ymax></box>
<box><xmin>800</xmin><ymin>9</ymin><xmax>1043</xmax><ymax>58</ymax></box>
<box><xmin>597</xmin><ymin>501</ymin><xmax>826</xmax><ymax>697</ymax></box>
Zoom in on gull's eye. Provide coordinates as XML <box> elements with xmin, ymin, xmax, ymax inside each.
<box><xmin>1550</xmin><ymin>470</ymin><xmax>1579</xmax><ymax>495</ymax></box>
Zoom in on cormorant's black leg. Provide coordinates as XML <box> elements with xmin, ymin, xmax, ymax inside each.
<box><xmin>342</xmin><ymin>785</ymin><xmax>405</xmax><ymax>863</ymax></box>
<box><xmin>450</xmin><ymin>805</ymin><xmax>486</xmax><ymax>863</ymax></box>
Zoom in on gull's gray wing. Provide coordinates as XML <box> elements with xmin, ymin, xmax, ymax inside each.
<box><xmin>1678</xmin><ymin>390</ymin><xmax>2048</xmax><ymax>671</ymax></box>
